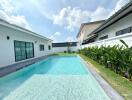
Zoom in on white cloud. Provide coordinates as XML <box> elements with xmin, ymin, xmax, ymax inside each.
<box><xmin>109</xmin><ymin>0</ymin><xmax>129</xmax><ymax>17</ymax></box>
<box><xmin>53</xmin><ymin>6</ymin><xmax>90</xmax><ymax>31</ymax></box>
<box><xmin>91</xmin><ymin>0</ymin><xmax>129</xmax><ymax>21</ymax></box>
<box><xmin>66</xmin><ymin>36</ymin><xmax>75</xmax><ymax>42</ymax></box>
<box><xmin>0</xmin><ymin>0</ymin><xmax>31</xmax><ymax>30</ymax></box>
<box><xmin>52</xmin><ymin>0</ymin><xmax>129</xmax><ymax>32</ymax></box>
<box><xmin>90</xmin><ymin>7</ymin><xmax>110</xmax><ymax>22</ymax></box>
<box><xmin>0</xmin><ymin>0</ymin><xmax>13</xmax><ymax>14</ymax></box>
<box><xmin>52</xmin><ymin>6</ymin><xmax>110</xmax><ymax>31</ymax></box>
<box><xmin>54</xmin><ymin>32</ymin><xmax>61</xmax><ymax>36</ymax></box>
<box><xmin>49</xmin><ymin>32</ymin><xmax>61</xmax><ymax>42</ymax></box>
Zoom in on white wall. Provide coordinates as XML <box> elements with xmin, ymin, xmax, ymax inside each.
<box><xmin>0</xmin><ymin>25</ymin><xmax>52</xmax><ymax>68</ymax></box>
<box><xmin>52</xmin><ymin>46</ymin><xmax>78</xmax><ymax>53</ymax></box>
<box><xmin>82</xmin><ymin>32</ymin><xmax>132</xmax><ymax>48</ymax></box>
<box><xmin>77</xmin><ymin>21</ymin><xmax>104</xmax><ymax>46</ymax></box>
<box><xmin>82</xmin><ymin>13</ymin><xmax>132</xmax><ymax>48</ymax></box>
<box><xmin>96</xmin><ymin>13</ymin><xmax>132</xmax><ymax>40</ymax></box>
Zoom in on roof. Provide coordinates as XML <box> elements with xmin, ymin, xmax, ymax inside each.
<box><xmin>0</xmin><ymin>18</ymin><xmax>52</xmax><ymax>41</ymax></box>
<box><xmin>52</xmin><ymin>42</ymin><xmax>77</xmax><ymax>47</ymax></box>
<box><xmin>76</xmin><ymin>20</ymin><xmax>105</xmax><ymax>38</ymax></box>
<box><xmin>90</xmin><ymin>1</ymin><xmax>132</xmax><ymax>35</ymax></box>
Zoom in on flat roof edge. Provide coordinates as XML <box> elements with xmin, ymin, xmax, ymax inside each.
<box><xmin>91</xmin><ymin>1</ymin><xmax>132</xmax><ymax>35</ymax></box>
<box><xmin>0</xmin><ymin>19</ymin><xmax>52</xmax><ymax>41</ymax></box>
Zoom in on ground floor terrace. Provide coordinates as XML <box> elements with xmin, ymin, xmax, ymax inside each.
<box><xmin>0</xmin><ymin>53</ymin><xmax>128</xmax><ymax>100</ymax></box>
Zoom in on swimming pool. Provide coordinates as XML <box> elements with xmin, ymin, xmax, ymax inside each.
<box><xmin>0</xmin><ymin>56</ymin><xmax>110</xmax><ymax>100</ymax></box>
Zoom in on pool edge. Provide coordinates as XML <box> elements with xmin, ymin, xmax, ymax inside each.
<box><xmin>78</xmin><ymin>55</ymin><xmax>124</xmax><ymax>100</ymax></box>
<box><xmin>0</xmin><ymin>55</ymin><xmax>51</xmax><ymax>77</ymax></box>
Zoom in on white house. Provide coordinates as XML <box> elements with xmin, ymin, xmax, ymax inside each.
<box><xmin>77</xmin><ymin>20</ymin><xmax>105</xmax><ymax>47</ymax></box>
<box><xmin>0</xmin><ymin>19</ymin><xmax>52</xmax><ymax>68</ymax></box>
<box><xmin>77</xmin><ymin>1</ymin><xmax>132</xmax><ymax>48</ymax></box>
<box><xmin>52</xmin><ymin>42</ymin><xmax>78</xmax><ymax>53</ymax></box>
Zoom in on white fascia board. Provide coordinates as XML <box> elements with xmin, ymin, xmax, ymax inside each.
<box><xmin>0</xmin><ymin>21</ymin><xmax>52</xmax><ymax>42</ymax></box>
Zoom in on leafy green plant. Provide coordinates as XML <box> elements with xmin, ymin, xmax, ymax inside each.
<box><xmin>80</xmin><ymin>40</ymin><xmax>132</xmax><ymax>80</ymax></box>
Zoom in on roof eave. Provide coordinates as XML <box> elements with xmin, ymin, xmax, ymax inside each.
<box><xmin>91</xmin><ymin>1</ymin><xmax>132</xmax><ymax>35</ymax></box>
<box><xmin>0</xmin><ymin>20</ymin><xmax>52</xmax><ymax>42</ymax></box>
<box><xmin>76</xmin><ymin>20</ymin><xmax>105</xmax><ymax>38</ymax></box>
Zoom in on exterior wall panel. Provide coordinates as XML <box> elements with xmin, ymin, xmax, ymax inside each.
<box><xmin>52</xmin><ymin>47</ymin><xmax>78</xmax><ymax>53</ymax></box>
<box><xmin>82</xmin><ymin>13</ymin><xmax>132</xmax><ymax>48</ymax></box>
<box><xmin>82</xmin><ymin>32</ymin><xmax>132</xmax><ymax>48</ymax></box>
<box><xmin>0</xmin><ymin>25</ymin><xmax>52</xmax><ymax>68</ymax></box>
<box><xmin>96</xmin><ymin>13</ymin><xmax>132</xmax><ymax>41</ymax></box>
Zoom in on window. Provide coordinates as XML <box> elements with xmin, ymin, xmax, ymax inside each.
<box><xmin>99</xmin><ymin>35</ymin><xmax>108</xmax><ymax>40</ymax></box>
<box><xmin>48</xmin><ymin>45</ymin><xmax>51</xmax><ymax>50</ymax></box>
<box><xmin>116</xmin><ymin>30</ymin><xmax>122</xmax><ymax>36</ymax></box>
<box><xmin>123</xmin><ymin>27</ymin><xmax>131</xmax><ymax>33</ymax></box>
<box><xmin>116</xmin><ymin>27</ymin><xmax>132</xmax><ymax>36</ymax></box>
<box><xmin>14</xmin><ymin>40</ymin><xmax>34</xmax><ymax>62</ymax></box>
<box><xmin>131</xmin><ymin>27</ymin><xmax>132</xmax><ymax>32</ymax></box>
<box><xmin>26</xmin><ymin>42</ymin><xmax>34</xmax><ymax>59</ymax></box>
<box><xmin>39</xmin><ymin>45</ymin><xmax>44</xmax><ymax>51</ymax></box>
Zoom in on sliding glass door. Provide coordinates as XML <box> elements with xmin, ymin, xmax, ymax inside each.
<box><xmin>14</xmin><ymin>40</ymin><xmax>34</xmax><ymax>62</ymax></box>
<box><xmin>25</xmin><ymin>42</ymin><xmax>34</xmax><ymax>59</ymax></box>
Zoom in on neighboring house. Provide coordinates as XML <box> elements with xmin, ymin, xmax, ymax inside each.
<box><xmin>0</xmin><ymin>19</ymin><xmax>52</xmax><ymax>68</ymax></box>
<box><xmin>52</xmin><ymin>42</ymin><xmax>78</xmax><ymax>53</ymax></box>
<box><xmin>77</xmin><ymin>20</ymin><xmax>105</xmax><ymax>47</ymax></box>
<box><xmin>78</xmin><ymin>1</ymin><xmax>132</xmax><ymax>48</ymax></box>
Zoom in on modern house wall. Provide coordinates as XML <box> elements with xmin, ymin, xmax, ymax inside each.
<box><xmin>79</xmin><ymin>2</ymin><xmax>132</xmax><ymax>48</ymax></box>
<box><xmin>52</xmin><ymin>47</ymin><xmax>78</xmax><ymax>53</ymax></box>
<box><xmin>82</xmin><ymin>13</ymin><xmax>132</xmax><ymax>48</ymax></box>
<box><xmin>77</xmin><ymin>20</ymin><xmax>105</xmax><ymax>47</ymax></box>
<box><xmin>0</xmin><ymin>22</ymin><xmax>52</xmax><ymax>68</ymax></box>
<box><xmin>82</xmin><ymin>32</ymin><xmax>132</xmax><ymax>48</ymax></box>
<box><xmin>52</xmin><ymin>42</ymin><xmax>78</xmax><ymax>53</ymax></box>
<box><xmin>96</xmin><ymin>13</ymin><xmax>132</xmax><ymax>41</ymax></box>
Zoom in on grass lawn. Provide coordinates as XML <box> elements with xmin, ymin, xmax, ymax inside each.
<box><xmin>80</xmin><ymin>54</ymin><xmax>132</xmax><ymax>100</ymax></box>
<box><xmin>54</xmin><ymin>53</ymin><xmax>77</xmax><ymax>56</ymax></box>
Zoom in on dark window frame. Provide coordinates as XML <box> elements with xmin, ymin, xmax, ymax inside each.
<box><xmin>39</xmin><ymin>44</ymin><xmax>44</xmax><ymax>51</ymax></box>
<box><xmin>99</xmin><ymin>35</ymin><xmax>108</xmax><ymax>40</ymax></box>
<box><xmin>123</xmin><ymin>27</ymin><xmax>131</xmax><ymax>33</ymax></box>
<box><xmin>116</xmin><ymin>27</ymin><xmax>132</xmax><ymax>36</ymax></box>
<box><xmin>14</xmin><ymin>40</ymin><xmax>34</xmax><ymax>62</ymax></box>
<box><xmin>131</xmin><ymin>27</ymin><xmax>132</xmax><ymax>32</ymax></box>
<box><xmin>48</xmin><ymin>45</ymin><xmax>51</xmax><ymax>50</ymax></box>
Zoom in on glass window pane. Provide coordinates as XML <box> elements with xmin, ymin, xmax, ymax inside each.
<box><xmin>123</xmin><ymin>27</ymin><xmax>131</xmax><ymax>34</ymax></box>
<box><xmin>99</xmin><ymin>35</ymin><xmax>108</xmax><ymax>40</ymax></box>
<box><xmin>14</xmin><ymin>41</ymin><xmax>34</xmax><ymax>61</ymax></box>
<box><xmin>116</xmin><ymin>31</ymin><xmax>122</xmax><ymax>36</ymax></box>
<box><xmin>48</xmin><ymin>45</ymin><xmax>51</xmax><ymax>50</ymax></box>
<box><xmin>39</xmin><ymin>45</ymin><xmax>44</xmax><ymax>51</ymax></box>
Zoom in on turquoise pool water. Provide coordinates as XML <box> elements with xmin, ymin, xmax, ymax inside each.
<box><xmin>0</xmin><ymin>56</ymin><xmax>110</xmax><ymax>100</ymax></box>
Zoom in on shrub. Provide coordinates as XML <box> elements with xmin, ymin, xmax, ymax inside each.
<box><xmin>64</xmin><ymin>51</ymin><xmax>67</xmax><ymax>53</ymax></box>
<box><xmin>80</xmin><ymin>40</ymin><xmax>132</xmax><ymax>80</ymax></box>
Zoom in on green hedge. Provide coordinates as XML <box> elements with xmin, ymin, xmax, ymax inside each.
<box><xmin>79</xmin><ymin>40</ymin><xmax>132</xmax><ymax>80</ymax></box>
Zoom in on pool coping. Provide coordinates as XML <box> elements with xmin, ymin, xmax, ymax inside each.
<box><xmin>78</xmin><ymin>55</ymin><xmax>124</xmax><ymax>100</ymax></box>
<box><xmin>0</xmin><ymin>55</ymin><xmax>52</xmax><ymax>77</ymax></box>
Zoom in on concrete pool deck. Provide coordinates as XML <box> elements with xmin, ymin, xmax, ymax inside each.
<box><xmin>79</xmin><ymin>56</ymin><xmax>124</xmax><ymax>100</ymax></box>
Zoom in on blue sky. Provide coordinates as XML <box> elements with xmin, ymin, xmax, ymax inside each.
<box><xmin>0</xmin><ymin>0</ymin><xmax>129</xmax><ymax>42</ymax></box>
